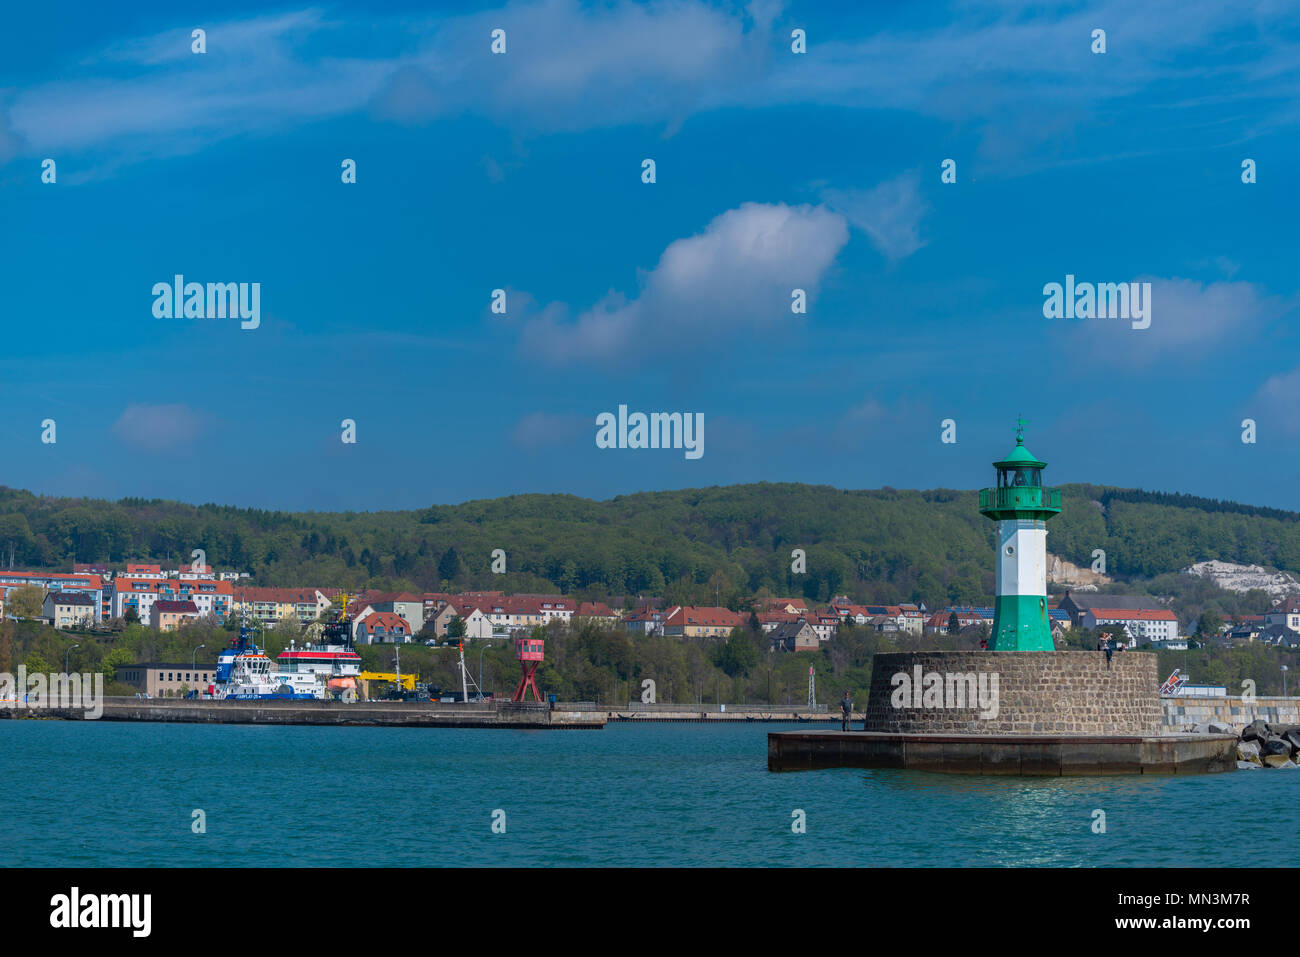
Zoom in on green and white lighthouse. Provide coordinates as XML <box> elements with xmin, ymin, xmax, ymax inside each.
<box><xmin>978</xmin><ymin>418</ymin><xmax>1061</xmax><ymax>651</ymax></box>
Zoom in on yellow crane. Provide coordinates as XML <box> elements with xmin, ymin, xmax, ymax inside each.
<box><xmin>358</xmin><ymin>671</ymin><xmax>416</xmax><ymax>691</ymax></box>
<box><xmin>336</xmin><ymin>590</ymin><xmax>419</xmax><ymax>697</ymax></box>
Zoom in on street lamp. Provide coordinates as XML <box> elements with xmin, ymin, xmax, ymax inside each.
<box><xmin>1283</xmin><ymin>664</ymin><xmax>1289</xmax><ymax>698</ymax></box>
<box><xmin>193</xmin><ymin>644</ymin><xmax>205</xmax><ymax>669</ymax></box>
<box><xmin>65</xmin><ymin>643</ymin><xmax>78</xmax><ymax>674</ymax></box>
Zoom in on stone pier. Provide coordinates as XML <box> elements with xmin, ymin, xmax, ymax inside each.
<box><xmin>769</xmin><ymin>651</ymin><xmax>1237</xmax><ymax>775</ymax></box>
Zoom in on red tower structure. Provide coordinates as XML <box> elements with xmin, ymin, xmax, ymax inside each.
<box><xmin>512</xmin><ymin>636</ymin><xmax>545</xmax><ymax>703</ymax></box>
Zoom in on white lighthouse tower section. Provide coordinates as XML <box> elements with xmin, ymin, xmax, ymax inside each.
<box><xmin>996</xmin><ymin>519</ymin><xmax>1047</xmax><ymax>596</ymax></box>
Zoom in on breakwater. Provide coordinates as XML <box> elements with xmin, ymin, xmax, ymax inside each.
<box><xmin>1162</xmin><ymin>695</ymin><xmax>1300</xmax><ymax>731</ymax></box>
<box><xmin>772</xmin><ymin>651</ymin><xmax>1237</xmax><ymax>775</ymax></box>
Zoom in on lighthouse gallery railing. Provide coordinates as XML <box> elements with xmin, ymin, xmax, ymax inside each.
<box><xmin>979</xmin><ymin>487</ymin><xmax>1061</xmax><ymax>511</ymax></box>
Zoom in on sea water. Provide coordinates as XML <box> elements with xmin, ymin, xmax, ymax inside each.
<box><xmin>0</xmin><ymin>720</ymin><xmax>1284</xmax><ymax>867</ymax></box>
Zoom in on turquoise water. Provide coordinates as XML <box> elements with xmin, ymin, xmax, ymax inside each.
<box><xmin>0</xmin><ymin>720</ymin><xmax>1286</xmax><ymax>867</ymax></box>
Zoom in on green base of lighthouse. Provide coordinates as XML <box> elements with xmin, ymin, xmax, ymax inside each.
<box><xmin>989</xmin><ymin>594</ymin><xmax>1054</xmax><ymax>651</ymax></box>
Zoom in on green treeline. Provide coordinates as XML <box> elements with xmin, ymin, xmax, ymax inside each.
<box><xmin>1</xmin><ymin>482</ymin><xmax>1299</xmax><ymax>610</ymax></box>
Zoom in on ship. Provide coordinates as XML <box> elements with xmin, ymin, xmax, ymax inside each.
<box><xmin>276</xmin><ymin>613</ymin><xmax>363</xmax><ymax>702</ymax></box>
<box><xmin>210</xmin><ymin>618</ymin><xmax>322</xmax><ymax>700</ymax></box>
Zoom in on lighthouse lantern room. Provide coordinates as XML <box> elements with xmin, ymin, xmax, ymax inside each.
<box><xmin>978</xmin><ymin>418</ymin><xmax>1062</xmax><ymax>651</ymax></box>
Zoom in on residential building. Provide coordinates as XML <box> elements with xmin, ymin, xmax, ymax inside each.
<box><xmin>42</xmin><ymin>592</ymin><xmax>96</xmax><ymax>629</ymax></box>
<box><xmin>152</xmin><ymin>599</ymin><xmax>200</xmax><ymax>632</ymax></box>
<box><xmin>1258</xmin><ymin>623</ymin><xmax>1300</xmax><ymax>648</ymax></box>
<box><xmin>177</xmin><ymin>563</ymin><xmax>217</xmax><ymax>581</ymax></box>
<box><xmin>575</xmin><ymin>601</ymin><xmax>620</xmax><ymax>625</ymax></box>
<box><xmin>770</xmin><ymin>619</ymin><xmax>819</xmax><ymax>652</ymax></box>
<box><xmin>622</xmin><ymin>608</ymin><xmax>666</xmax><ymax>636</ymax></box>
<box><xmin>1081</xmin><ymin>608</ymin><xmax>1180</xmax><ymax>644</ymax></box>
<box><xmin>425</xmin><ymin>603</ymin><xmax>459</xmax><ymax>638</ymax></box>
<box><xmin>761</xmin><ymin>598</ymin><xmax>810</xmax><ymax>615</ymax></box>
<box><xmin>124</xmin><ymin>563</ymin><xmax>166</xmax><ymax>579</ymax></box>
<box><xmin>806</xmin><ymin>608</ymin><xmax>840</xmax><ymax>642</ymax></box>
<box><xmin>833</xmin><ymin>602</ymin><xmax>876</xmax><ymax>626</ymax></box>
<box><xmin>862</xmin><ymin>614</ymin><xmax>902</xmax><ymax>636</ymax></box>
<box><xmin>755</xmin><ymin>610</ymin><xmax>800</xmax><ymax>633</ymax></box>
<box><xmin>358</xmin><ymin>592</ymin><xmax>427</xmax><ymax>633</ymax></box>
<box><xmin>230</xmin><ymin>587</ymin><xmax>333</xmax><ymax>626</ymax></box>
<box><xmin>923</xmin><ymin>611</ymin><xmax>951</xmax><ymax>636</ymax></box>
<box><xmin>515</xmin><ymin>595</ymin><xmax>576</xmax><ymax>625</ymax></box>
<box><xmin>1264</xmin><ymin>597</ymin><xmax>1300</xmax><ymax>632</ymax></box>
<box><xmin>440</xmin><ymin>600</ymin><xmax>494</xmax><ymax>640</ymax></box>
<box><xmin>1057</xmin><ymin>590</ymin><xmax>1167</xmax><ymax>628</ymax></box>
<box><xmin>861</xmin><ymin>605</ymin><xmax>923</xmax><ymax>635</ymax></box>
<box><xmin>113</xmin><ymin>577</ymin><xmax>234</xmax><ymax>626</ymax></box>
<box><xmin>0</xmin><ymin>572</ymin><xmax>107</xmax><ymax>622</ymax></box>
<box><xmin>354</xmin><ymin>611</ymin><xmax>413</xmax><ymax>644</ymax></box>
<box><xmin>662</xmin><ymin>606</ymin><xmax>744</xmax><ymax>638</ymax></box>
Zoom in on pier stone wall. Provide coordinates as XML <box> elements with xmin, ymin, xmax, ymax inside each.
<box><xmin>864</xmin><ymin>651</ymin><xmax>1162</xmax><ymax>735</ymax></box>
<box><xmin>1162</xmin><ymin>695</ymin><xmax>1300</xmax><ymax>731</ymax></box>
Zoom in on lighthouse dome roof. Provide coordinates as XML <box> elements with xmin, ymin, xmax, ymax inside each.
<box><xmin>994</xmin><ymin>439</ymin><xmax>1046</xmax><ymax>469</ymax></box>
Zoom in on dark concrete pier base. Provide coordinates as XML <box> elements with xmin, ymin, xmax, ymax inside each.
<box><xmin>767</xmin><ymin>729</ymin><xmax>1238</xmax><ymax>775</ymax></box>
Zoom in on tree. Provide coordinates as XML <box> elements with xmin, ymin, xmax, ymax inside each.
<box><xmin>0</xmin><ymin>621</ymin><xmax>12</xmax><ymax>672</ymax></box>
<box><xmin>438</xmin><ymin>548</ymin><xmax>463</xmax><ymax>584</ymax></box>
<box><xmin>447</xmin><ymin>616</ymin><xmax>467</xmax><ymax>641</ymax></box>
<box><xmin>101</xmin><ymin>647</ymin><xmax>134</xmax><ymax>681</ymax></box>
<box><xmin>8</xmin><ymin>585</ymin><xmax>44</xmax><ymax>619</ymax></box>
<box><xmin>1195</xmin><ymin>610</ymin><xmax>1223</xmax><ymax>640</ymax></box>
<box><xmin>714</xmin><ymin>628</ymin><xmax>758</xmax><ymax>677</ymax></box>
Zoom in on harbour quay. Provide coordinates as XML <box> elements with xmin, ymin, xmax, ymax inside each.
<box><xmin>40</xmin><ymin>697</ymin><xmax>605</xmax><ymax>729</ymax></box>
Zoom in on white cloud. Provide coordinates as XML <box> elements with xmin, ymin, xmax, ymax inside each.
<box><xmin>112</xmin><ymin>403</ymin><xmax>208</xmax><ymax>451</ymax></box>
<box><xmin>518</xmin><ymin>201</ymin><xmax>849</xmax><ymax>364</ymax></box>
<box><xmin>1066</xmin><ymin>277</ymin><xmax>1291</xmax><ymax>366</ymax></box>
<box><xmin>822</xmin><ymin>171</ymin><xmax>930</xmax><ymax>262</ymax></box>
<box><xmin>511</xmin><ymin>411</ymin><xmax>587</xmax><ymax>449</ymax></box>
<box><xmin>1253</xmin><ymin>368</ymin><xmax>1300</xmax><ymax>437</ymax></box>
<box><xmin>3</xmin><ymin>0</ymin><xmax>1297</xmax><ymax>172</ymax></box>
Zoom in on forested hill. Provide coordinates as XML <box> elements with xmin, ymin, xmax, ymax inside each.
<box><xmin>0</xmin><ymin>483</ymin><xmax>1297</xmax><ymax>608</ymax></box>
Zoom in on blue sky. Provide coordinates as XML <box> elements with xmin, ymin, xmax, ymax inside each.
<box><xmin>2</xmin><ymin>0</ymin><xmax>1299</xmax><ymax>511</ymax></box>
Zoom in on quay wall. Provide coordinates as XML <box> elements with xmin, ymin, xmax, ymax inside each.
<box><xmin>19</xmin><ymin>697</ymin><xmax>603</xmax><ymax>728</ymax></box>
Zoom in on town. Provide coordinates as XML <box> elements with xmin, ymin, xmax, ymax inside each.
<box><xmin>2</xmin><ymin>558</ymin><xmax>1296</xmax><ymax>701</ymax></box>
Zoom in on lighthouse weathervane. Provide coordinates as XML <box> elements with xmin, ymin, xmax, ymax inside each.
<box><xmin>978</xmin><ymin>416</ymin><xmax>1062</xmax><ymax>650</ymax></box>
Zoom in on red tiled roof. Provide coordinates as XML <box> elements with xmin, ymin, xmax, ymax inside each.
<box><xmin>665</xmin><ymin>606</ymin><xmax>744</xmax><ymax>628</ymax></box>
<box><xmin>154</xmin><ymin>600</ymin><xmax>199</xmax><ymax>613</ymax></box>
<box><xmin>359</xmin><ymin>612</ymin><xmax>410</xmax><ymax>631</ymax></box>
<box><xmin>1088</xmin><ymin>608</ymin><xmax>1178</xmax><ymax>621</ymax></box>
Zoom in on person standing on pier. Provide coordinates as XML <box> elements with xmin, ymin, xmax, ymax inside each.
<box><xmin>840</xmin><ymin>691</ymin><xmax>853</xmax><ymax>731</ymax></box>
